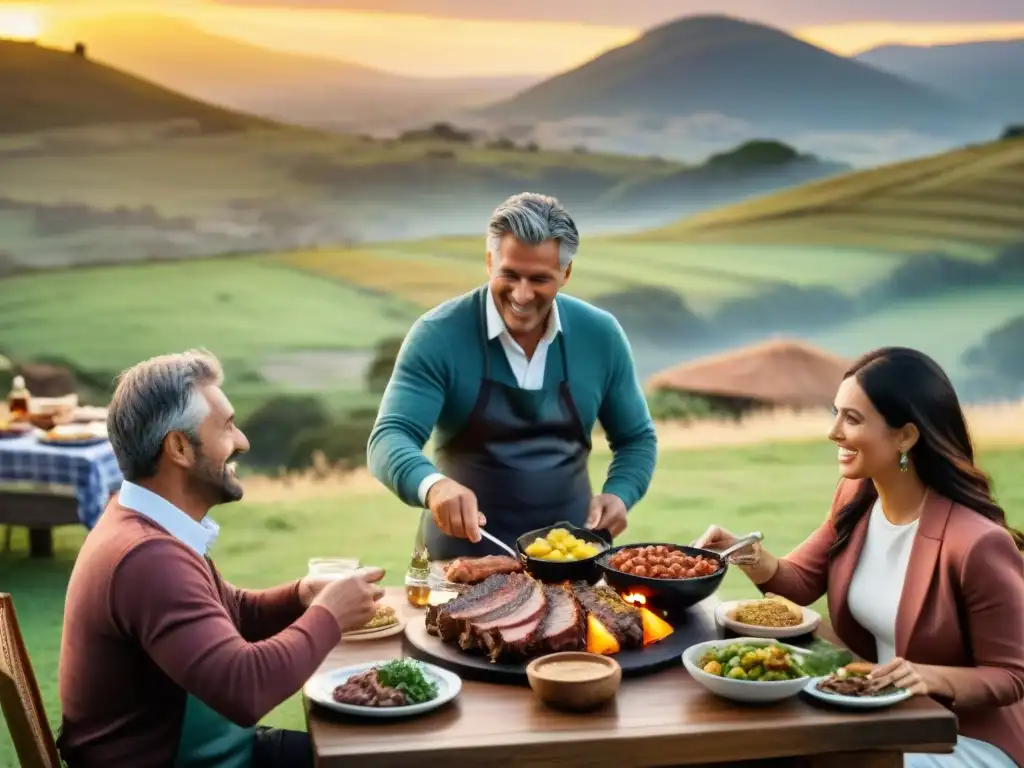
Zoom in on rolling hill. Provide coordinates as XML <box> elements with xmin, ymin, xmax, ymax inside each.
<box><xmin>631</xmin><ymin>136</ymin><xmax>1024</xmax><ymax>259</ymax></box>
<box><xmin>477</xmin><ymin>14</ymin><xmax>986</xmax><ymax>136</ymax></box>
<box><xmin>856</xmin><ymin>39</ymin><xmax>1024</xmax><ymax>123</ymax></box>
<box><xmin>40</xmin><ymin>13</ymin><xmax>538</xmax><ymax>129</ymax></box>
<box><xmin>0</xmin><ymin>39</ymin><xmax>273</xmax><ymax>134</ymax></box>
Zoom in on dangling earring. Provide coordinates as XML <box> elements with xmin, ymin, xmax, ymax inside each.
<box><xmin>899</xmin><ymin>451</ymin><xmax>909</xmax><ymax>473</ymax></box>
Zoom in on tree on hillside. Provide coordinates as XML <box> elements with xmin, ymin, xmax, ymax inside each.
<box><xmin>704</xmin><ymin>140</ymin><xmax>806</xmax><ymax>170</ymax></box>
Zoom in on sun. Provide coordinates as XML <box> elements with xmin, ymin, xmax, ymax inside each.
<box><xmin>0</xmin><ymin>5</ymin><xmax>43</xmax><ymax>41</ymax></box>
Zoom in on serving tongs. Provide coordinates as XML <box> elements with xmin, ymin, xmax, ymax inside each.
<box><xmin>702</xmin><ymin>531</ymin><xmax>764</xmax><ymax>566</ymax></box>
<box><xmin>414</xmin><ymin>510</ymin><xmax>519</xmax><ymax>594</ymax></box>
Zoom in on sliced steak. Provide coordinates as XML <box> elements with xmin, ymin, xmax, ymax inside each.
<box><xmin>426</xmin><ymin>573</ymin><xmax>527</xmax><ymax>641</ymax></box>
<box><xmin>572</xmin><ymin>583</ymin><xmax>643</xmax><ymax>650</ymax></box>
<box><xmin>477</xmin><ymin>586</ymin><xmax>550</xmax><ymax>662</ymax></box>
<box><xmin>537</xmin><ymin>583</ymin><xmax>586</xmax><ymax>654</ymax></box>
<box><xmin>459</xmin><ymin>579</ymin><xmax>547</xmax><ymax>652</ymax></box>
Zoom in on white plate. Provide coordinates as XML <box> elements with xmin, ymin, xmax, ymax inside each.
<box><xmin>715</xmin><ymin>599</ymin><xmax>821</xmax><ymax>639</ymax></box>
<box><xmin>682</xmin><ymin>637</ymin><xmax>810</xmax><ymax>704</ymax></box>
<box><xmin>304</xmin><ymin>659</ymin><xmax>461</xmax><ymax>718</ymax></box>
<box><xmin>803</xmin><ymin>676</ymin><xmax>913</xmax><ymax>709</ymax></box>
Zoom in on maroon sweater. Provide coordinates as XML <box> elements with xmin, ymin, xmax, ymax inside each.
<box><xmin>57</xmin><ymin>502</ymin><xmax>340</xmax><ymax>767</ymax></box>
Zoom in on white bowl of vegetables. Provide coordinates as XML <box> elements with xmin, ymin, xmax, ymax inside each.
<box><xmin>683</xmin><ymin>637</ymin><xmax>813</xmax><ymax>704</ymax></box>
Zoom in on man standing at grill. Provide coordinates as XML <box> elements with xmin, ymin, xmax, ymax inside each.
<box><xmin>368</xmin><ymin>192</ymin><xmax>657</xmax><ymax>560</ymax></box>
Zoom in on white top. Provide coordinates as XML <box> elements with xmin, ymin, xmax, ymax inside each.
<box><xmin>119</xmin><ymin>481</ymin><xmax>220</xmax><ymax>557</ymax></box>
<box><xmin>416</xmin><ymin>289</ymin><xmax>563</xmax><ymax>505</ymax></box>
<box><xmin>846</xmin><ymin>498</ymin><xmax>920</xmax><ymax>664</ymax></box>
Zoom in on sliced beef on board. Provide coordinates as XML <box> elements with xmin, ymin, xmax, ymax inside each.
<box><xmin>537</xmin><ymin>583</ymin><xmax>587</xmax><ymax>653</ymax></box>
<box><xmin>483</xmin><ymin>583</ymin><xmax>587</xmax><ymax>663</ymax></box>
<box><xmin>426</xmin><ymin>573</ymin><xmax>530</xmax><ymax>641</ymax></box>
<box><xmin>571</xmin><ymin>582</ymin><xmax>644</xmax><ymax>650</ymax></box>
<box><xmin>463</xmin><ymin>580</ymin><xmax>548</xmax><ymax>655</ymax></box>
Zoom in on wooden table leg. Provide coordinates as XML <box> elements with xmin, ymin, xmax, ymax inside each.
<box><xmin>28</xmin><ymin>527</ymin><xmax>54</xmax><ymax>558</ymax></box>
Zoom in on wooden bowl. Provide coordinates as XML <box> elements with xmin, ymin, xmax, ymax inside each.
<box><xmin>526</xmin><ymin>652</ymin><xmax>622</xmax><ymax>711</ymax></box>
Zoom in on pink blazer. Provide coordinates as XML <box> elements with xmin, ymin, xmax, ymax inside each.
<box><xmin>761</xmin><ymin>478</ymin><xmax>1024</xmax><ymax>765</ymax></box>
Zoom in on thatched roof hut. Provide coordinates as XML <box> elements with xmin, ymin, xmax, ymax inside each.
<box><xmin>647</xmin><ymin>339</ymin><xmax>852</xmax><ymax>410</ymax></box>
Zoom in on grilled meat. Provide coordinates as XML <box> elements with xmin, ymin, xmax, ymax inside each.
<box><xmin>571</xmin><ymin>582</ymin><xmax>643</xmax><ymax>649</ymax></box>
<box><xmin>445</xmin><ymin>555</ymin><xmax>523</xmax><ymax>584</ymax></box>
<box><xmin>332</xmin><ymin>669</ymin><xmax>406</xmax><ymax>707</ymax></box>
<box><xmin>537</xmin><ymin>583</ymin><xmax>587</xmax><ymax>653</ymax></box>
<box><xmin>426</xmin><ymin>572</ymin><xmax>529</xmax><ymax>641</ymax></box>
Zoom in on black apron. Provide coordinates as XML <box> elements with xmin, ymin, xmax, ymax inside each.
<box><xmin>423</xmin><ymin>290</ymin><xmax>593</xmax><ymax>560</ymax></box>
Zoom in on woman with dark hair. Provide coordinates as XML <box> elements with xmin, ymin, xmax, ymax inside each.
<box><xmin>696</xmin><ymin>347</ymin><xmax>1024</xmax><ymax>768</ymax></box>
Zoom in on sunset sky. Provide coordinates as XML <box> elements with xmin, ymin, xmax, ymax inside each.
<box><xmin>2</xmin><ymin>0</ymin><xmax>1023</xmax><ymax>77</ymax></box>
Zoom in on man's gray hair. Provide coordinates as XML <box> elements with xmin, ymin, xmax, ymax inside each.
<box><xmin>486</xmin><ymin>192</ymin><xmax>579</xmax><ymax>270</ymax></box>
<box><xmin>107</xmin><ymin>349</ymin><xmax>223</xmax><ymax>481</ymax></box>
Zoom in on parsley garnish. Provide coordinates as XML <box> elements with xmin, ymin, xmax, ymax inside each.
<box><xmin>375</xmin><ymin>659</ymin><xmax>440</xmax><ymax>704</ymax></box>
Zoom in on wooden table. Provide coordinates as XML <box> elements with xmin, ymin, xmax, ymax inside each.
<box><xmin>305</xmin><ymin>587</ymin><xmax>957</xmax><ymax>767</ymax></box>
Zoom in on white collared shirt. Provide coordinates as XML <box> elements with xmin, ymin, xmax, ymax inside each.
<box><xmin>416</xmin><ymin>288</ymin><xmax>562</xmax><ymax>504</ymax></box>
<box><xmin>119</xmin><ymin>481</ymin><xmax>220</xmax><ymax>557</ymax></box>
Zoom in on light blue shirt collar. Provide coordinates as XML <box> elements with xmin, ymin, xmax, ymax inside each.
<box><xmin>119</xmin><ymin>481</ymin><xmax>219</xmax><ymax>557</ymax></box>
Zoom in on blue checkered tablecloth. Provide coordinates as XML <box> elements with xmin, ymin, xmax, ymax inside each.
<box><xmin>0</xmin><ymin>434</ymin><xmax>123</xmax><ymax>529</ymax></box>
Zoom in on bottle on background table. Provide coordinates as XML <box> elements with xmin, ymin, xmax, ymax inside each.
<box><xmin>7</xmin><ymin>375</ymin><xmax>30</xmax><ymax>420</ymax></box>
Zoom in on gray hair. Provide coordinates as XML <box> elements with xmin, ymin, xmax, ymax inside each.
<box><xmin>107</xmin><ymin>349</ymin><xmax>223</xmax><ymax>481</ymax></box>
<box><xmin>486</xmin><ymin>192</ymin><xmax>579</xmax><ymax>270</ymax></box>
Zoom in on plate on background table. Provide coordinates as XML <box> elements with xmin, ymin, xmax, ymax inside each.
<box><xmin>803</xmin><ymin>676</ymin><xmax>912</xmax><ymax>709</ymax></box>
<box><xmin>715</xmin><ymin>597</ymin><xmax>821</xmax><ymax>639</ymax></box>
<box><xmin>304</xmin><ymin>659</ymin><xmax>461</xmax><ymax>718</ymax></box>
<box><xmin>36</xmin><ymin>434</ymin><xmax>108</xmax><ymax>447</ymax></box>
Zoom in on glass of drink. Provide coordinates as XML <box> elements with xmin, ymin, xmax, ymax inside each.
<box><xmin>307</xmin><ymin>557</ymin><xmax>360</xmax><ymax>580</ymax></box>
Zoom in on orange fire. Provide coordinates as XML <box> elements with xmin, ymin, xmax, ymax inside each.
<box><xmin>584</xmin><ymin>592</ymin><xmax>675</xmax><ymax>654</ymax></box>
<box><xmin>622</xmin><ymin>592</ymin><xmax>674</xmax><ymax>645</ymax></box>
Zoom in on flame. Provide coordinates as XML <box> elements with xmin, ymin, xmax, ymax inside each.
<box><xmin>586</xmin><ymin>614</ymin><xmax>621</xmax><ymax>655</ymax></box>
<box><xmin>622</xmin><ymin>592</ymin><xmax>646</xmax><ymax>605</ymax></box>
<box><xmin>639</xmin><ymin>606</ymin><xmax>675</xmax><ymax>645</ymax></box>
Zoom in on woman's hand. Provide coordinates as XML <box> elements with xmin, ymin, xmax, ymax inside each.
<box><xmin>868</xmin><ymin>657</ymin><xmax>931</xmax><ymax>696</ymax></box>
<box><xmin>692</xmin><ymin>525</ymin><xmax>762</xmax><ymax>566</ymax></box>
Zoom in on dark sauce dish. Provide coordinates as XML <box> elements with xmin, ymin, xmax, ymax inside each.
<box><xmin>516</xmin><ymin>521</ymin><xmax>613</xmax><ymax>585</ymax></box>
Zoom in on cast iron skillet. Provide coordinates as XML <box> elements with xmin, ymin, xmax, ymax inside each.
<box><xmin>595</xmin><ymin>533</ymin><xmax>762</xmax><ymax>610</ymax></box>
<box><xmin>515</xmin><ymin>521</ymin><xmax>613</xmax><ymax>585</ymax></box>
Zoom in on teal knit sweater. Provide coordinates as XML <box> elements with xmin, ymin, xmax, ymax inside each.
<box><xmin>367</xmin><ymin>286</ymin><xmax>657</xmax><ymax>510</ymax></box>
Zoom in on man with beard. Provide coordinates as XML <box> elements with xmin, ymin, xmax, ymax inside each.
<box><xmin>369</xmin><ymin>192</ymin><xmax>657</xmax><ymax>559</ymax></box>
<box><xmin>57</xmin><ymin>350</ymin><xmax>385</xmax><ymax>768</ymax></box>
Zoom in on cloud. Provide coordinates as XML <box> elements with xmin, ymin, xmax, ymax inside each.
<box><xmin>207</xmin><ymin>0</ymin><xmax>1024</xmax><ymax>28</ymax></box>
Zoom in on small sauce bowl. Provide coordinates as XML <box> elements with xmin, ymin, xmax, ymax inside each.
<box><xmin>526</xmin><ymin>651</ymin><xmax>622</xmax><ymax>711</ymax></box>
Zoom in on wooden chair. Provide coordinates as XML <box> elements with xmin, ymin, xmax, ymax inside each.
<box><xmin>0</xmin><ymin>593</ymin><xmax>61</xmax><ymax>768</ymax></box>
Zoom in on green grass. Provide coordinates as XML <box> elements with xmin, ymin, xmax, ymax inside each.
<box><xmin>635</xmin><ymin>138</ymin><xmax>1024</xmax><ymax>259</ymax></box>
<box><xmin>273</xmin><ymin>240</ymin><xmax>897</xmax><ymax>314</ymax></box>
<box><xmin>809</xmin><ymin>285</ymin><xmax>1024</xmax><ymax>381</ymax></box>
<box><xmin>0</xmin><ymin>257</ymin><xmax>417</xmax><ymax>374</ymax></box>
<box><xmin>3</xmin><ymin>441</ymin><xmax>1024</xmax><ymax>766</ymax></box>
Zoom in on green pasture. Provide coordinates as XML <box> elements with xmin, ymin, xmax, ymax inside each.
<box><xmin>274</xmin><ymin>240</ymin><xmax>898</xmax><ymax>314</ymax></box>
<box><xmin>637</xmin><ymin>138</ymin><xmax>1024</xmax><ymax>259</ymax></box>
<box><xmin>3</xmin><ymin>440</ymin><xmax>1023</xmax><ymax>767</ymax></box>
<box><xmin>810</xmin><ymin>284</ymin><xmax>1024</xmax><ymax>381</ymax></box>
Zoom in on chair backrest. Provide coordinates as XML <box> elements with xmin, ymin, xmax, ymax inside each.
<box><xmin>0</xmin><ymin>593</ymin><xmax>61</xmax><ymax>768</ymax></box>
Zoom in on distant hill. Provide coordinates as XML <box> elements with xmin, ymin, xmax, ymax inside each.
<box><xmin>40</xmin><ymin>14</ymin><xmax>539</xmax><ymax>129</ymax></box>
<box><xmin>633</xmin><ymin>137</ymin><xmax>1024</xmax><ymax>258</ymax></box>
<box><xmin>0</xmin><ymin>40</ymin><xmax>272</xmax><ymax>134</ymax></box>
<box><xmin>856</xmin><ymin>40</ymin><xmax>1024</xmax><ymax>123</ymax></box>
<box><xmin>476</xmin><ymin>15</ymin><xmax>987</xmax><ymax>136</ymax></box>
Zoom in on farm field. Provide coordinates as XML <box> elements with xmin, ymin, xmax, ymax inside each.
<box><xmin>3</xmin><ymin>438</ymin><xmax>1023</xmax><ymax>767</ymax></box>
<box><xmin>275</xmin><ymin>240</ymin><xmax>899</xmax><ymax>313</ymax></box>
<box><xmin>809</xmin><ymin>284</ymin><xmax>1024</xmax><ymax>381</ymax></box>
<box><xmin>636</xmin><ymin>137</ymin><xmax>1024</xmax><ymax>259</ymax></box>
<box><xmin>0</xmin><ymin>258</ymin><xmax>418</xmax><ymax>417</ymax></box>
<box><xmin>4</xmin><ymin>240</ymin><xmax>1024</xmax><ymax>402</ymax></box>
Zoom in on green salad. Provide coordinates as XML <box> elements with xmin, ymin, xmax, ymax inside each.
<box><xmin>697</xmin><ymin>638</ymin><xmax>853</xmax><ymax>682</ymax></box>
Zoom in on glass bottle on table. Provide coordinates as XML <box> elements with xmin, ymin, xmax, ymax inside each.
<box><xmin>6</xmin><ymin>376</ymin><xmax>30</xmax><ymax>420</ymax></box>
<box><xmin>404</xmin><ymin>509</ymin><xmax>433</xmax><ymax>607</ymax></box>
